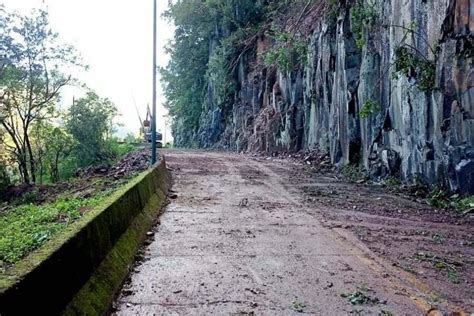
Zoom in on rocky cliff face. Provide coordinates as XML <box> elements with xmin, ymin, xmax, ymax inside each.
<box><xmin>173</xmin><ymin>0</ymin><xmax>473</xmax><ymax>194</ymax></box>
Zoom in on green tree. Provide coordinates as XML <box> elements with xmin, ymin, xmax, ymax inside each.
<box><xmin>66</xmin><ymin>92</ymin><xmax>117</xmax><ymax>166</ymax></box>
<box><xmin>160</xmin><ymin>0</ymin><xmax>265</xmax><ymax>144</ymax></box>
<box><xmin>160</xmin><ymin>1</ymin><xmax>211</xmax><ymax>134</ymax></box>
<box><xmin>31</xmin><ymin>122</ymin><xmax>74</xmax><ymax>183</ymax></box>
<box><xmin>45</xmin><ymin>127</ymin><xmax>74</xmax><ymax>182</ymax></box>
<box><xmin>0</xmin><ymin>143</ymin><xmax>11</xmax><ymax>199</ymax></box>
<box><xmin>0</xmin><ymin>7</ymin><xmax>81</xmax><ymax>184</ymax></box>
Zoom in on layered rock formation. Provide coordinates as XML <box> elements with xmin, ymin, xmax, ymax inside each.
<box><xmin>173</xmin><ymin>0</ymin><xmax>473</xmax><ymax>193</ymax></box>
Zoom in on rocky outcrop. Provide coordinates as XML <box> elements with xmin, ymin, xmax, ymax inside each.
<box><xmin>173</xmin><ymin>0</ymin><xmax>473</xmax><ymax>194</ymax></box>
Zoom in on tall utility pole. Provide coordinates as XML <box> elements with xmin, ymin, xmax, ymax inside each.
<box><xmin>151</xmin><ymin>0</ymin><xmax>158</xmax><ymax>164</ymax></box>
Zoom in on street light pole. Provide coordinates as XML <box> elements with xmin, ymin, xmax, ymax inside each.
<box><xmin>151</xmin><ymin>0</ymin><xmax>158</xmax><ymax>164</ymax></box>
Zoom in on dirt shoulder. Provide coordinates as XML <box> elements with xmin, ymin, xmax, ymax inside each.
<box><xmin>254</xmin><ymin>153</ymin><xmax>473</xmax><ymax>312</ymax></box>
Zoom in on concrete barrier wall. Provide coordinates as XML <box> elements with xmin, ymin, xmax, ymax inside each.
<box><xmin>0</xmin><ymin>159</ymin><xmax>170</xmax><ymax>315</ymax></box>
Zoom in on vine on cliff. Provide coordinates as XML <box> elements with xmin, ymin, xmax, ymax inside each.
<box><xmin>393</xmin><ymin>46</ymin><xmax>436</xmax><ymax>92</ymax></box>
<box><xmin>207</xmin><ymin>38</ymin><xmax>236</xmax><ymax>107</ymax></box>
<box><xmin>350</xmin><ymin>0</ymin><xmax>378</xmax><ymax>50</ymax></box>
<box><xmin>391</xmin><ymin>22</ymin><xmax>439</xmax><ymax>92</ymax></box>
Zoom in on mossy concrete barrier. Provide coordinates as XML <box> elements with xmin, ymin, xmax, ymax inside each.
<box><xmin>0</xmin><ymin>159</ymin><xmax>170</xmax><ymax>315</ymax></box>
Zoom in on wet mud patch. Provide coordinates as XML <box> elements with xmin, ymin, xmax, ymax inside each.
<box><xmin>247</xmin><ymin>154</ymin><xmax>473</xmax><ymax>311</ymax></box>
<box><xmin>283</xmin><ymin>163</ymin><xmax>474</xmax><ymax>311</ymax></box>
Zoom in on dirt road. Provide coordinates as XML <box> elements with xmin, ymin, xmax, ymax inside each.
<box><xmin>112</xmin><ymin>150</ymin><xmax>472</xmax><ymax>315</ymax></box>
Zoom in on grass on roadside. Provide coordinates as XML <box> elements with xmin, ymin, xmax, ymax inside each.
<box><xmin>0</xmin><ymin>195</ymin><xmax>105</xmax><ymax>269</ymax></box>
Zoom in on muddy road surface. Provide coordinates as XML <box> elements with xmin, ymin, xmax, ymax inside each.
<box><xmin>112</xmin><ymin>150</ymin><xmax>472</xmax><ymax>315</ymax></box>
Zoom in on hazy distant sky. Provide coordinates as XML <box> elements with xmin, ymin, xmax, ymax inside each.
<box><xmin>1</xmin><ymin>0</ymin><xmax>174</xmax><ymax>141</ymax></box>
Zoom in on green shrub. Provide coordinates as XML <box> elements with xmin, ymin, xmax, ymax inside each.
<box><xmin>454</xmin><ymin>195</ymin><xmax>474</xmax><ymax>211</ymax></box>
<box><xmin>207</xmin><ymin>40</ymin><xmax>237</xmax><ymax>106</ymax></box>
<box><xmin>350</xmin><ymin>1</ymin><xmax>378</xmax><ymax>50</ymax></box>
<box><xmin>262</xmin><ymin>28</ymin><xmax>308</xmax><ymax>72</ymax></box>
<box><xmin>106</xmin><ymin>139</ymin><xmax>138</xmax><ymax>160</ymax></box>
<box><xmin>326</xmin><ymin>0</ymin><xmax>340</xmax><ymax>27</ymax></box>
<box><xmin>13</xmin><ymin>189</ymin><xmax>41</xmax><ymax>205</ymax></box>
<box><xmin>359</xmin><ymin>99</ymin><xmax>381</xmax><ymax>118</ymax></box>
<box><xmin>426</xmin><ymin>189</ymin><xmax>450</xmax><ymax>209</ymax></box>
<box><xmin>384</xmin><ymin>177</ymin><xmax>401</xmax><ymax>186</ymax></box>
<box><xmin>340</xmin><ymin>164</ymin><xmax>366</xmax><ymax>182</ymax></box>
<box><xmin>393</xmin><ymin>46</ymin><xmax>436</xmax><ymax>92</ymax></box>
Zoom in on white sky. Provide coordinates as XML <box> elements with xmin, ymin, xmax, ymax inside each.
<box><xmin>1</xmin><ymin>0</ymin><xmax>174</xmax><ymax>142</ymax></box>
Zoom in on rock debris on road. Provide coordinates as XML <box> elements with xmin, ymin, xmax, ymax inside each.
<box><xmin>112</xmin><ymin>150</ymin><xmax>455</xmax><ymax>315</ymax></box>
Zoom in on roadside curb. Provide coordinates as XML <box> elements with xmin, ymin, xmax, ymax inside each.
<box><xmin>0</xmin><ymin>158</ymin><xmax>171</xmax><ymax>315</ymax></box>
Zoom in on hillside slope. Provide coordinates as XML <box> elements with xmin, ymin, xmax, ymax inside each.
<box><xmin>162</xmin><ymin>0</ymin><xmax>473</xmax><ymax>193</ymax></box>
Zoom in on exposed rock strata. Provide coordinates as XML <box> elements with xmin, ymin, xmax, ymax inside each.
<box><xmin>173</xmin><ymin>0</ymin><xmax>473</xmax><ymax>193</ymax></box>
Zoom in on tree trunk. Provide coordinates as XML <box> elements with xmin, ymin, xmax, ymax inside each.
<box><xmin>1</xmin><ymin>122</ymin><xmax>30</xmax><ymax>184</ymax></box>
<box><xmin>38</xmin><ymin>158</ymin><xmax>43</xmax><ymax>184</ymax></box>
<box><xmin>24</xmin><ymin>132</ymin><xmax>36</xmax><ymax>183</ymax></box>
<box><xmin>51</xmin><ymin>152</ymin><xmax>60</xmax><ymax>183</ymax></box>
<box><xmin>19</xmin><ymin>158</ymin><xmax>30</xmax><ymax>184</ymax></box>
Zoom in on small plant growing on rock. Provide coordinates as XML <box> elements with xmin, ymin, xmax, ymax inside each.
<box><xmin>393</xmin><ymin>46</ymin><xmax>436</xmax><ymax>92</ymax></box>
<box><xmin>391</xmin><ymin>21</ymin><xmax>438</xmax><ymax>92</ymax></box>
<box><xmin>455</xmin><ymin>34</ymin><xmax>473</xmax><ymax>62</ymax></box>
<box><xmin>350</xmin><ymin>0</ymin><xmax>378</xmax><ymax>50</ymax></box>
<box><xmin>359</xmin><ymin>99</ymin><xmax>381</xmax><ymax>118</ymax></box>
<box><xmin>325</xmin><ymin>0</ymin><xmax>342</xmax><ymax>28</ymax></box>
<box><xmin>262</xmin><ymin>27</ymin><xmax>308</xmax><ymax>72</ymax></box>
